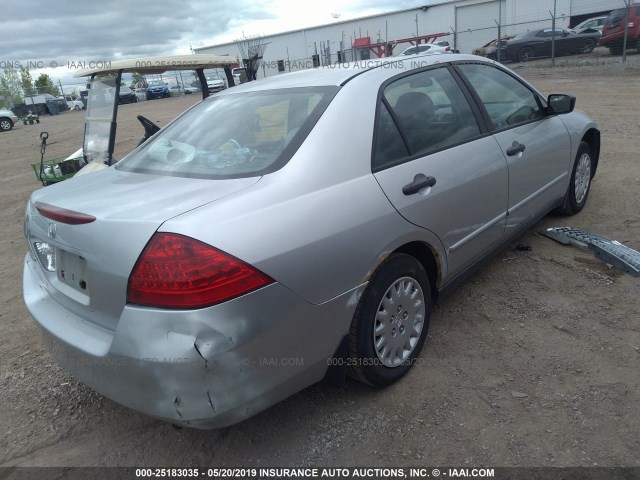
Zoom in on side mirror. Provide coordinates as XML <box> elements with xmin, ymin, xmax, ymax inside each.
<box><xmin>548</xmin><ymin>94</ymin><xmax>576</xmax><ymax>114</ymax></box>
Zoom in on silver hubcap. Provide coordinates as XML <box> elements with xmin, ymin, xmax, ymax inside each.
<box><xmin>373</xmin><ymin>276</ymin><xmax>425</xmax><ymax>368</ymax></box>
<box><xmin>0</xmin><ymin>120</ymin><xmax>10</xmax><ymax>130</ymax></box>
<box><xmin>574</xmin><ymin>153</ymin><xmax>591</xmax><ymax>204</ymax></box>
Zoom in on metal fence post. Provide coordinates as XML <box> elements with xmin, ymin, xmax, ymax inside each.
<box><xmin>622</xmin><ymin>0</ymin><xmax>631</xmax><ymax>64</ymax></box>
<box><xmin>550</xmin><ymin>9</ymin><xmax>556</xmax><ymax>66</ymax></box>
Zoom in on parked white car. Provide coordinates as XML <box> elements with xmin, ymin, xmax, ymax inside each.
<box><xmin>0</xmin><ymin>108</ymin><xmax>19</xmax><ymax>131</ymax></box>
<box><xmin>398</xmin><ymin>43</ymin><xmax>450</xmax><ymax>56</ymax></box>
<box><xmin>571</xmin><ymin>16</ymin><xmax>608</xmax><ymax>34</ymax></box>
<box><xmin>231</xmin><ymin>67</ymin><xmax>247</xmax><ymax>85</ymax></box>
<box><xmin>61</xmin><ymin>95</ymin><xmax>84</xmax><ymax>110</ymax></box>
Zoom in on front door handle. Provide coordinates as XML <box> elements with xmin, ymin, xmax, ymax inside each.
<box><xmin>402</xmin><ymin>173</ymin><xmax>436</xmax><ymax>195</ymax></box>
<box><xmin>506</xmin><ymin>141</ymin><xmax>526</xmax><ymax>156</ymax></box>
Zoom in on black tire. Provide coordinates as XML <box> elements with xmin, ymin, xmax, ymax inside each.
<box><xmin>579</xmin><ymin>39</ymin><xmax>596</xmax><ymax>54</ymax></box>
<box><xmin>74</xmin><ymin>105</ymin><xmax>81</xmax><ymax>111</ymax></box>
<box><xmin>29</xmin><ymin>120</ymin><xmax>34</xmax><ymax>125</ymax></box>
<box><xmin>609</xmin><ymin>45</ymin><xmax>623</xmax><ymax>55</ymax></box>
<box><xmin>518</xmin><ymin>46</ymin><xmax>535</xmax><ymax>62</ymax></box>
<box><xmin>557</xmin><ymin>141</ymin><xmax>594</xmax><ymax>215</ymax></box>
<box><xmin>347</xmin><ymin>253</ymin><xmax>431</xmax><ymax>387</ymax></box>
<box><xmin>0</xmin><ymin>118</ymin><xmax>13</xmax><ymax>131</ymax></box>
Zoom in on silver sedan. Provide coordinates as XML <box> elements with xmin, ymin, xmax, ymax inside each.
<box><xmin>23</xmin><ymin>54</ymin><xmax>600</xmax><ymax>428</ymax></box>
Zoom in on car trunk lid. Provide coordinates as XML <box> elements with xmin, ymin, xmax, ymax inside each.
<box><xmin>26</xmin><ymin>167</ymin><xmax>260</xmax><ymax>331</ymax></box>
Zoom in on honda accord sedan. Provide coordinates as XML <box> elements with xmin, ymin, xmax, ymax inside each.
<box><xmin>23</xmin><ymin>54</ymin><xmax>600</xmax><ymax>428</ymax></box>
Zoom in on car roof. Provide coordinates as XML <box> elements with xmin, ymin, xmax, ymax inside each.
<box><xmin>217</xmin><ymin>53</ymin><xmax>479</xmax><ymax>94</ymax></box>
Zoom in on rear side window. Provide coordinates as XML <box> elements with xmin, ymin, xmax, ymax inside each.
<box><xmin>375</xmin><ymin>67</ymin><xmax>480</xmax><ymax>165</ymax></box>
<box><xmin>118</xmin><ymin>87</ymin><xmax>337</xmax><ymax>179</ymax></box>
<box><xmin>458</xmin><ymin>63</ymin><xmax>544</xmax><ymax>130</ymax></box>
<box><xmin>373</xmin><ymin>103</ymin><xmax>409</xmax><ymax>169</ymax></box>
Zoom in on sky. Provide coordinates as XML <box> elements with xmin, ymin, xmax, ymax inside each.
<box><xmin>1</xmin><ymin>0</ymin><xmax>433</xmax><ymax>89</ymax></box>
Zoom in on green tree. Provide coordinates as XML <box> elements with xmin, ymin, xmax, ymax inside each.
<box><xmin>34</xmin><ymin>73</ymin><xmax>60</xmax><ymax>96</ymax></box>
<box><xmin>0</xmin><ymin>66</ymin><xmax>23</xmax><ymax>107</ymax></box>
<box><xmin>20</xmin><ymin>67</ymin><xmax>36</xmax><ymax>96</ymax></box>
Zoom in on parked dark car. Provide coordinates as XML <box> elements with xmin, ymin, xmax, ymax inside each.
<box><xmin>499</xmin><ymin>28</ymin><xmax>600</xmax><ymax>62</ymax></box>
<box><xmin>118</xmin><ymin>86</ymin><xmax>138</xmax><ymax>104</ymax></box>
<box><xmin>146</xmin><ymin>81</ymin><xmax>169</xmax><ymax>99</ymax></box>
<box><xmin>599</xmin><ymin>4</ymin><xmax>640</xmax><ymax>55</ymax></box>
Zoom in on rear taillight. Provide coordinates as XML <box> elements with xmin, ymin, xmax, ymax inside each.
<box><xmin>127</xmin><ymin>232</ymin><xmax>273</xmax><ymax>309</ymax></box>
<box><xmin>445</xmin><ymin>46</ymin><xmax>451</xmax><ymax>51</ymax></box>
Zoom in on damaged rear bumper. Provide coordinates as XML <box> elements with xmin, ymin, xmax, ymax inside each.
<box><xmin>23</xmin><ymin>255</ymin><xmax>357</xmax><ymax>428</ymax></box>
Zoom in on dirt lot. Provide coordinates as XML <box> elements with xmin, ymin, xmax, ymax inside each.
<box><xmin>1</xmin><ymin>64</ymin><xmax>639</xmax><ymax>469</ymax></box>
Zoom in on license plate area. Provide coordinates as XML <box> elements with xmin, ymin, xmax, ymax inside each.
<box><xmin>57</xmin><ymin>249</ymin><xmax>89</xmax><ymax>293</ymax></box>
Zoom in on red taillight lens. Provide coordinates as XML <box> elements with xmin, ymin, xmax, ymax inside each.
<box><xmin>127</xmin><ymin>233</ymin><xmax>273</xmax><ymax>309</ymax></box>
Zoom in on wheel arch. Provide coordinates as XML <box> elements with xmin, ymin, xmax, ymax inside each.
<box><xmin>581</xmin><ymin>128</ymin><xmax>600</xmax><ymax>176</ymax></box>
<box><xmin>393</xmin><ymin>241</ymin><xmax>442</xmax><ymax>303</ymax></box>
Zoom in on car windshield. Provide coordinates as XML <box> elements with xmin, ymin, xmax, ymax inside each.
<box><xmin>117</xmin><ymin>86</ymin><xmax>339</xmax><ymax>179</ymax></box>
<box><xmin>148</xmin><ymin>81</ymin><xmax>164</xmax><ymax>86</ymax></box>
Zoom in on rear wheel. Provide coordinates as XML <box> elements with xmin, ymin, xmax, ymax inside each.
<box><xmin>518</xmin><ymin>46</ymin><xmax>535</xmax><ymax>62</ymax></box>
<box><xmin>347</xmin><ymin>254</ymin><xmax>431</xmax><ymax>387</ymax></box>
<box><xmin>557</xmin><ymin>141</ymin><xmax>593</xmax><ymax>215</ymax></box>
<box><xmin>74</xmin><ymin>105</ymin><xmax>81</xmax><ymax>111</ymax></box>
<box><xmin>0</xmin><ymin>118</ymin><xmax>13</xmax><ymax>131</ymax></box>
<box><xmin>579</xmin><ymin>38</ymin><xmax>596</xmax><ymax>54</ymax></box>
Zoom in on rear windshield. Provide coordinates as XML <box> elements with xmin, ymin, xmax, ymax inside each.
<box><xmin>606</xmin><ymin>7</ymin><xmax>638</xmax><ymax>23</ymax></box>
<box><xmin>117</xmin><ymin>86</ymin><xmax>338</xmax><ymax>179</ymax></box>
<box><xmin>607</xmin><ymin>9</ymin><xmax>625</xmax><ymax>22</ymax></box>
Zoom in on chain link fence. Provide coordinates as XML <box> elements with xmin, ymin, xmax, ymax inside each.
<box><xmin>251</xmin><ymin>0</ymin><xmax>638</xmax><ymax>79</ymax></box>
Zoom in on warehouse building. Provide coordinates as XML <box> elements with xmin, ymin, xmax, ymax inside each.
<box><xmin>195</xmin><ymin>0</ymin><xmax>623</xmax><ymax>79</ymax></box>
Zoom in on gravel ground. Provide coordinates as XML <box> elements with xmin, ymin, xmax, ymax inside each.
<box><xmin>0</xmin><ymin>63</ymin><xmax>638</xmax><ymax>468</ymax></box>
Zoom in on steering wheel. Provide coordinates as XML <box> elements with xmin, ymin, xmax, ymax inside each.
<box><xmin>225</xmin><ymin>138</ymin><xmax>242</xmax><ymax>149</ymax></box>
<box><xmin>137</xmin><ymin>115</ymin><xmax>161</xmax><ymax>146</ymax></box>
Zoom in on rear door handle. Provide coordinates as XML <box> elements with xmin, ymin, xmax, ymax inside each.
<box><xmin>402</xmin><ymin>174</ymin><xmax>436</xmax><ymax>195</ymax></box>
<box><xmin>506</xmin><ymin>141</ymin><xmax>526</xmax><ymax>156</ymax></box>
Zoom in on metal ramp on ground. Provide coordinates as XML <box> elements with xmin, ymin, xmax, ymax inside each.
<box><xmin>542</xmin><ymin>227</ymin><xmax>640</xmax><ymax>277</ymax></box>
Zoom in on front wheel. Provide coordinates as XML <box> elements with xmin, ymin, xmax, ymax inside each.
<box><xmin>557</xmin><ymin>141</ymin><xmax>593</xmax><ymax>215</ymax></box>
<box><xmin>609</xmin><ymin>45</ymin><xmax>623</xmax><ymax>55</ymax></box>
<box><xmin>518</xmin><ymin>46</ymin><xmax>535</xmax><ymax>62</ymax></box>
<box><xmin>74</xmin><ymin>105</ymin><xmax>81</xmax><ymax>111</ymax></box>
<box><xmin>347</xmin><ymin>254</ymin><xmax>431</xmax><ymax>387</ymax></box>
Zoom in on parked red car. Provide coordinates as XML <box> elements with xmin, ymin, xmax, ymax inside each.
<box><xmin>599</xmin><ymin>4</ymin><xmax>640</xmax><ymax>55</ymax></box>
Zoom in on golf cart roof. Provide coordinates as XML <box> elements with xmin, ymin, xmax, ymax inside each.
<box><xmin>73</xmin><ymin>54</ymin><xmax>238</xmax><ymax>77</ymax></box>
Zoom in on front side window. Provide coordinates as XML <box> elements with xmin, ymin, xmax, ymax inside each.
<box><xmin>375</xmin><ymin>66</ymin><xmax>480</xmax><ymax>165</ymax></box>
<box><xmin>117</xmin><ymin>87</ymin><xmax>337</xmax><ymax>179</ymax></box>
<box><xmin>457</xmin><ymin>63</ymin><xmax>544</xmax><ymax>130</ymax></box>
